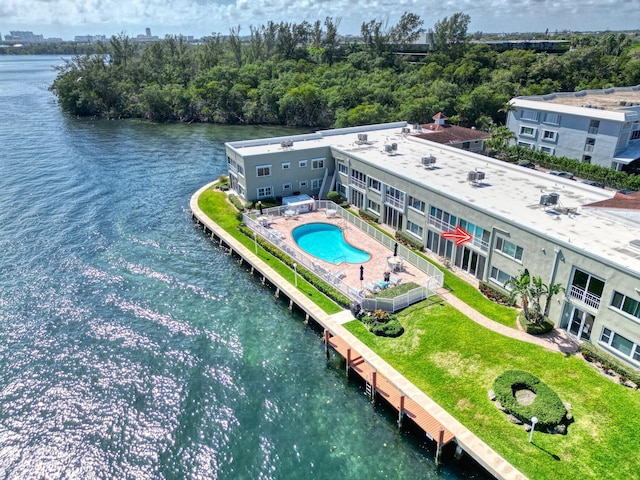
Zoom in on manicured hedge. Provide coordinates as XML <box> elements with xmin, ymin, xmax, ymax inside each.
<box><xmin>580</xmin><ymin>342</ymin><xmax>640</xmax><ymax>387</ymax></box>
<box><xmin>493</xmin><ymin>370</ymin><xmax>567</xmax><ymax>430</ymax></box>
<box><xmin>369</xmin><ymin>318</ymin><xmax>404</xmax><ymax>337</ymax></box>
<box><xmin>479</xmin><ymin>281</ymin><xmax>516</xmax><ymax>307</ymax></box>
<box><xmin>517</xmin><ymin>311</ymin><xmax>554</xmax><ymax>335</ymax></box>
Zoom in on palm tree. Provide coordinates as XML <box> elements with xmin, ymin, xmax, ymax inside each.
<box><xmin>486</xmin><ymin>125</ymin><xmax>516</xmax><ymax>152</ymax></box>
<box><xmin>506</xmin><ymin>269</ymin><xmax>531</xmax><ymax>320</ymax></box>
<box><xmin>543</xmin><ymin>282</ymin><xmax>565</xmax><ymax>317</ymax></box>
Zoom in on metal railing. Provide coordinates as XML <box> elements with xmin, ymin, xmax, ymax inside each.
<box><xmin>568</xmin><ymin>285</ymin><xmax>601</xmax><ymax>310</ymax></box>
<box><xmin>243</xmin><ymin>201</ymin><xmax>444</xmax><ymax>311</ymax></box>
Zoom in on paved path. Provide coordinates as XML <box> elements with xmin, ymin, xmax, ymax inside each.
<box><xmin>437</xmin><ymin>288</ymin><xmax>580</xmax><ymax>354</ymax></box>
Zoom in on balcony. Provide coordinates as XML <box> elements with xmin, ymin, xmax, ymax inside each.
<box><xmin>569</xmin><ymin>284</ymin><xmax>601</xmax><ymax>310</ymax></box>
<box><xmin>384</xmin><ymin>195</ymin><xmax>404</xmax><ymax>210</ymax></box>
<box><xmin>350</xmin><ymin>177</ymin><xmax>366</xmax><ymax>190</ymax></box>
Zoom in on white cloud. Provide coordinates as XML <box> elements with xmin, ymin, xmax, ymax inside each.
<box><xmin>0</xmin><ymin>0</ymin><xmax>636</xmax><ymax>40</ymax></box>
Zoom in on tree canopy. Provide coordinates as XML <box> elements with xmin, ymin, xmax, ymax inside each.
<box><xmin>50</xmin><ymin>13</ymin><xmax>640</xmax><ymax>128</ymax></box>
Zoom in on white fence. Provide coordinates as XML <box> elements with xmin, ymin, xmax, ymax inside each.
<box><xmin>243</xmin><ymin>201</ymin><xmax>444</xmax><ymax>313</ymax></box>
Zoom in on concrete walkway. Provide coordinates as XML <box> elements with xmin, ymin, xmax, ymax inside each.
<box><xmin>437</xmin><ymin>288</ymin><xmax>580</xmax><ymax>354</ymax></box>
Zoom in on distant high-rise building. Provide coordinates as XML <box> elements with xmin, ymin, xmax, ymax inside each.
<box><xmin>5</xmin><ymin>31</ymin><xmax>45</xmax><ymax>43</ymax></box>
<box><xmin>145</xmin><ymin>28</ymin><xmax>152</xmax><ymax>37</ymax></box>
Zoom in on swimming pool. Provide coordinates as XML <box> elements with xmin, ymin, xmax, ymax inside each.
<box><xmin>292</xmin><ymin>223</ymin><xmax>371</xmax><ymax>264</ymax></box>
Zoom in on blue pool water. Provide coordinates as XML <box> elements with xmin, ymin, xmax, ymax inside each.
<box><xmin>292</xmin><ymin>223</ymin><xmax>371</xmax><ymax>264</ymax></box>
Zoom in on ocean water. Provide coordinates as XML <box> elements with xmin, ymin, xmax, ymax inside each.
<box><xmin>0</xmin><ymin>55</ymin><xmax>487</xmax><ymax>479</ymax></box>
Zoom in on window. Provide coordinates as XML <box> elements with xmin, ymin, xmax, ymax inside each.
<box><xmin>490</xmin><ymin>267</ymin><xmax>514</xmax><ymax>290</ymax></box>
<box><xmin>368</xmin><ymin>177</ymin><xmax>381</xmax><ymax>192</ymax></box>
<box><xmin>311</xmin><ymin>158</ymin><xmax>325</xmax><ymax>170</ymax></box>
<box><xmin>611</xmin><ymin>291</ymin><xmax>640</xmax><ymax>321</ymax></box>
<box><xmin>407</xmin><ymin>195</ymin><xmax>426</xmax><ymax>213</ymax></box>
<box><xmin>367</xmin><ymin>199</ymin><xmax>380</xmax><ymax>214</ymax></box>
<box><xmin>237</xmin><ymin>164</ymin><xmax>244</xmax><ymax>176</ymax></box>
<box><xmin>521</xmin><ymin>109</ymin><xmax>539</xmax><ymax>121</ymax></box>
<box><xmin>283</xmin><ymin>183</ymin><xmax>292</xmax><ymax>191</ymax></box>
<box><xmin>517</xmin><ymin>141</ymin><xmax>534</xmax><ymax>149</ymax></box>
<box><xmin>544</xmin><ymin>113</ymin><xmax>560</xmax><ymax>125</ymax></box>
<box><xmin>338</xmin><ymin>163</ymin><xmax>348</xmax><ymax>174</ymax></box>
<box><xmin>581</xmin><ymin>155</ymin><xmax>592</xmax><ymax>164</ymax></box>
<box><xmin>256</xmin><ymin>165</ymin><xmax>271</xmax><ymax>177</ymax></box>
<box><xmin>584</xmin><ymin>137</ymin><xmax>595</xmax><ymax>152</ymax></box>
<box><xmin>311</xmin><ymin>179</ymin><xmax>321</xmax><ymax>189</ymax></box>
<box><xmin>384</xmin><ymin>185</ymin><xmax>405</xmax><ymax>210</ymax></box>
<box><xmin>600</xmin><ymin>327</ymin><xmax>640</xmax><ymax>362</ymax></box>
<box><xmin>588</xmin><ymin>120</ymin><xmax>600</xmax><ymax>135</ymax></box>
<box><xmin>542</xmin><ymin>130</ymin><xmax>556</xmax><ymax>141</ymax></box>
<box><xmin>407</xmin><ymin>221</ymin><xmax>424</xmax><ymax>239</ymax></box>
<box><xmin>495</xmin><ymin>237</ymin><xmax>523</xmax><ymax>261</ymax></box>
<box><xmin>282</xmin><ymin>162</ymin><xmax>291</xmax><ymax>170</ymax></box>
<box><xmin>257</xmin><ymin>186</ymin><xmax>273</xmax><ymax>198</ymax></box>
<box><xmin>299</xmin><ymin>181</ymin><xmax>308</xmax><ymax>188</ymax></box>
<box><xmin>569</xmin><ymin>268</ymin><xmax>605</xmax><ymax>310</ymax></box>
<box><xmin>519</xmin><ymin>126</ymin><xmax>536</xmax><ymax>137</ymax></box>
<box><xmin>429</xmin><ymin>206</ymin><xmax>457</xmax><ymax>231</ymax></box>
<box><xmin>298</xmin><ymin>160</ymin><xmax>307</xmax><ymax>168</ymax></box>
<box><xmin>632</xmin><ymin>130</ymin><xmax>640</xmax><ymax>140</ymax></box>
<box><xmin>459</xmin><ymin>219</ymin><xmax>490</xmax><ymax>251</ymax></box>
<box><xmin>540</xmin><ymin>146</ymin><xmax>555</xmax><ymax>155</ymax></box>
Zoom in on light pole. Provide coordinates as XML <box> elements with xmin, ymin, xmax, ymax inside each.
<box><xmin>529</xmin><ymin>416</ymin><xmax>538</xmax><ymax>443</ymax></box>
<box><xmin>254</xmin><ymin>231</ymin><xmax>258</xmax><ymax>254</ymax></box>
<box><xmin>293</xmin><ymin>263</ymin><xmax>298</xmax><ymax>287</ymax></box>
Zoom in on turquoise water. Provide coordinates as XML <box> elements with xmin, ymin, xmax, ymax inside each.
<box><xmin>292</xmin><ymin>223</ymin><xmax>371</xmax><ymax>264</ymax></box>
<box><xmin>0</xmin><ymin>55</ymin><xmax>489</xmax><ymax>479</ymax></box>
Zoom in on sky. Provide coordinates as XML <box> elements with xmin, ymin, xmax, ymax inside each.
<box><xmin>1</xmin><ymin>0</ymin><xmax>638</xmax><ymax>40</ymax></box>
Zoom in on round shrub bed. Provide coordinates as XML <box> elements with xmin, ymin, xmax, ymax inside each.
<box><xmin>361</xmin><ymin>310</ymin><xmax>405</xmax><ymax>337</ymax></box>
<box><xmin>493</xmin><ymin>370</ymin><xmax>567</xmax><ymax>430</ymax></box>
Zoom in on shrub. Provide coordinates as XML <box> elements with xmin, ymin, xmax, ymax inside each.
<box><xmin>228</xmin><ymin>194</ymin><xmax>246</xmax><ymax>212</ymax></box>
<box><xmin>493</xmin><ymin>370</ymin><xmax>567</xmax><ymax>430</ymax></box>
<box><xmin>369</xmin><ymin>318</ymin><xmax>404</xmax><ymax>337</ymax></box>
<box><xmin>395</xmin><ymin>230</ymin><xmax>424</xmax><ymax>250</ymax></box>
<box><xmin>327</xmin><ymin>191</ymin><xmax>341</xmax><ymax>203</ymax></box>
<box><xmin>358</xmin><ymin>208</ymin><xmax>379</xmax><ymax>223</ymax></box>
<box><xmin>479</xmin><ymin>281</ymin><xmax>516</xmax><ymax>307</ymax></box>
<box><xmin>517</xmin><ymin>311</ymin><xmax>554</xmax><ymax>335</ymax></box>
<box><xmin>579</xmin><ymin>342</ymin><xmax>640</xmax><ymax>387</ymax></box>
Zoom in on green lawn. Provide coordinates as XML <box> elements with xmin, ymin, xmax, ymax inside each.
<box><xmin>198</xmin><ymin>188</ymin><xmax>342</xmax><ymax>314</ymax></box>
<box><xmin>344</xmin><ymin>298</ymin><xmax>640</xmax><ymax>480</ymax></box>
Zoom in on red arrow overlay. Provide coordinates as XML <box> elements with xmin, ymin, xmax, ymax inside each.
<box><xmin>442</xmin><ymin>226</ymin><xmax>472</xmax><ymax>246</ymax></box>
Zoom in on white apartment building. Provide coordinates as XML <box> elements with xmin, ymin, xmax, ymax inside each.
<box><xmin>507</xmin><ymin>86</ymin><xmax>640</xmax><ymax>172</ymax></box>
<box><xmin>226</xmin><ymin>122</ymin><xmax>640</xmax><ymax>370</ymax></box>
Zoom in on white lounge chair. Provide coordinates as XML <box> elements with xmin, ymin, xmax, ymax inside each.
<box><xmin>365</xmin><ymin>282</ymin><xmax>380</xmax><ymax>294</ymax></box>
<box><xmin>389</xmin><ymin>275</ymin><xmax>402</xmax><ymax>286</ymax></box>
<box><xmin>333</xmin><ymin>270</ymin><xmax>345</xmax><ymax>279</ymax></box>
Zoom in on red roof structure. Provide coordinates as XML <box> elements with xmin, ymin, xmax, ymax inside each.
<box><xmin>584</xmin><ymin>191</ymin><xmax>640</xmax><ymax>211</ymax></box>
<box><xmin>414</xmin><ymin>112</ymin><xmax>490</xmax><ymax>146</ymax></box>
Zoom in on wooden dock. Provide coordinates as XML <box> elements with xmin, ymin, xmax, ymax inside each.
<box><xmin>325</xmin><ymin>332</ymin><xmax>455</xmax><ymax>463</ymax></box>
<box><xmin>190</xmin><ymin>182</ymin><xmax>528</xmax><ymax>480</ymax></box>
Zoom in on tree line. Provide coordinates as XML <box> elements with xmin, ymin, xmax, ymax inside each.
<box><xmin>50</xmin><ymin>13</ymin><xmax>640</xmax><ymax>128</ymax></box>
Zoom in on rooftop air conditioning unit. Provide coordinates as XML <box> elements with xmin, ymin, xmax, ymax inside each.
<box><xmin>421</xmin><ymin>155</ymin><xmax>436</xmax><ymax>166</ymax></box>
<box><xmin>467</xmin><ymin>171</ymin><xmax>478</xmax><ymax>182</ymax></box>
<box><xmin>357</xmin><ymin>133</ymin><xmax>368</xmax><ymax>142</ymax></box>
<box><xmin>384</xmin><ymin>144</ymin><xmax>393</xmax><ymax>153</ymax></box>
<box><xmin>391</xmin><ymin>143</ymin><xmax>398</xmax><ymax>151</ymax></box>
<box><xmin>402</xmin><ymin>127</ymin><xmax>411</xmax><ymax>134</ymax></box>
<box><xmin>547</xmin><ymin>192</ymin><xmax>559</xmax><ymax>205</ymax></box>
<box><xmin>475</xmin><ymin>171</ymin><xmax>486</xmax><ymax>181</ymax></box>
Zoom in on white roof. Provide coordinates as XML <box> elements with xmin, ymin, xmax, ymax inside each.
<box><xmin>229</xmin><ymin>124</ymin><xmax>640</xmax><ymax>275</ymax></box>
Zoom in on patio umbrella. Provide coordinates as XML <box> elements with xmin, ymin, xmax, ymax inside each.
<box><xmin>393</xmin><ymin>242</ymin><xmax>398</xmax><ymax>256</ymax></box>
<box><xmin>360</xmin><ymin>265</ymin><xmax>364</xmax><ymax>282</ymax></box>
<box><xmin>258</xmin><ymin>201</ymin><xmax>263</xmax><ymax>215</ymax></box>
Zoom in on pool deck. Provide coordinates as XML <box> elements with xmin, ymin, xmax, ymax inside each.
<box><xmin>259</xmin><ymin>209</ymin><xmax>430</xmax><ymax>294</ymax></box>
